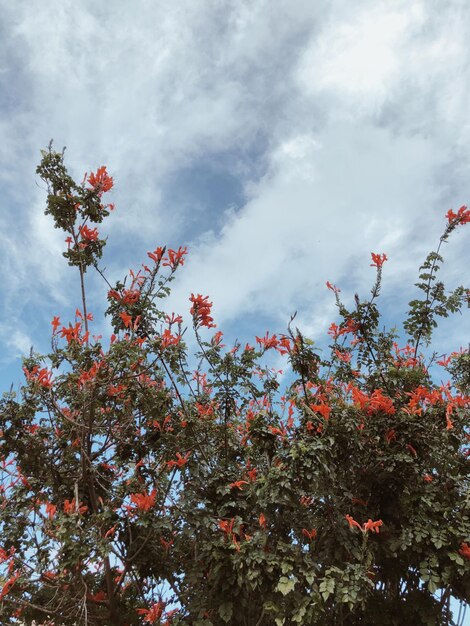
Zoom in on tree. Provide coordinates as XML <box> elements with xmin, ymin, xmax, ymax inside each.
<box><xmin>0</xmin><ymin>145</ymin><xmax>468</xmax><ymax>625</ymax></box>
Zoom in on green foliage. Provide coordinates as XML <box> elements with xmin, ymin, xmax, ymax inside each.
<box><xmin>0</xmin><ymin>148</ymin><xmax>468</xmax><ymax>625</ymax></box>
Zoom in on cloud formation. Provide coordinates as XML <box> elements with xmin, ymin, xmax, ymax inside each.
<box><xmin>0</xmin><ymin>0</ymin><xmax>468</xmax><ymax>365</ymax></box>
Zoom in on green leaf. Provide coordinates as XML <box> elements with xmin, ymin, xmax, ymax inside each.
<box><xmin>218</xmin><ymin>602</ymin><xmax>233</xmax><ymax>623</ymax></box>
<box><xmin>276</xmin><ymin>575</ymin><xmax>297</xmax><ymax>595</ymax></box>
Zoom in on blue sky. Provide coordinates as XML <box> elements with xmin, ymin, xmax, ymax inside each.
<box><xmin>1</xmin><ymin>0</ymin><xmax>469</xmax><ymax>383</ymax></box>
<box><xmin>0</xmin><ymin>0</ymin><xmax>469</xmax><ymax>620</ymax></box>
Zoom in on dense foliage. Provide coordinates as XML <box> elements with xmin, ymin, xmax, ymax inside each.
<box><xmin>0</xmin><ymin>146</ymin><xmax>469</xmax><ymax>625</ymax></box>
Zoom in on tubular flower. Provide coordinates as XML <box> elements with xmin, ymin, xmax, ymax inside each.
<box><xmin>446</xmin><ymin>205</ymin><xmax>470</xmax><ymax>225</ymax></box>
<box><xmin>87</xmin><ymin>166</ymin><xmax>113</xmax><ymax>194</ymax></box>
<box><xmin>302</xmin><ymin>528</ymin><xmax>317</xmax><ymax>541</ymax></box>
<box><xmin>189</xmin><ymin>293</ymin><xmax>216</xmax><ymax>329</ymax></box>
<box><xmin>370</xmin><ymin>252</ymin><xmax>388</xmax><ymax>268</ymax></box>
<box><xmin>79</xmin><ymin>224</ymin><xmax>99</xmax><ymax>242</ymax></box>
<box><xmin>459</xmin><ymin>543</ymin><xmax>470</xmax><ymax>560</ymax></box>
<box><xmin>137</xmin><ymin>601</ymin><xmax>165</xmax><ymax>624</ymax></box>
<box><xmin>129</xmin><ymin>489</ymin><xmax>157</xmax><ymax>513</ymax></box>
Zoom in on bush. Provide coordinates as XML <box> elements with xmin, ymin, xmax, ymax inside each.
<box><xmin>0</xmin><ymin>145</ymin><xmax>468</xmax><ymax>625</ymax></box>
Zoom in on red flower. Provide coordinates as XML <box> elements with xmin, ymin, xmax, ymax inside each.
<box><xmin>346</xmin><ymin>514</ymin><xmax>383</xmax><ymax>534</ymax></box>
<box><xmin>326</xmin><ymin>280</ymin><xmax>341</xmax><ymax>294</ymax></box>
<box><xmin>218</xmin><ymin>518</ymin><xmax>235</xmax><ymax>536</ymax></box>
<box><xmin>229</xmin><ymin>480</ymin><xmax>249</xmax><ymax>491</ymax></box>
<box><xmin>45</xmin><ymin>502</ymin><xmax>57</xmax><ymax>519</ymax></box>
<box><xmin>137</xmin><ymin>601</ymin><xmax>165</xmax><ymax>624</ymax></box>
<box><xmin>362</xmin><ymin>518</ymin><xmax>383</xmax><ymax>534</ymax></box>
<box><xmin>23</xmin><ymin>366</ymin><xmax>53</xmax><ymax>389</ymax></box>
<box><xmin>120</xmin><ymin>312</ymin><xmax>132</xmax><ymax>328</ymax></box>
<box><xmin>259</xmin><ymin>513</ymin><xmax>267</xmax><ymax>529</ymax></box>
<box><xmin>446</xmin><ymin>205</ymin><xmax>470</xmax><ymax>225</ymax></box>
<box><xmin>87</xmin><ymin>166</ymin><xmax>113</xmax><ymax>194</ymax></box>
<box><xmin>51</xmin><ymin>316</ymin><xmax>61</xmax><ymax>333</ymax></box>
<box><xmin>302</xmin><ymin>528</ymin><xmax>317</xmax><ymax>541</ymax></box>
<box><xmin>189</xmin><ymin>293</ymin><xmax>216</xmax><ymax>329</ymax></box>
<box><xmin>166</xmin><ymin>452</ymin><xmax>191</xmax><ymax>470</ymax></box>
<box><xmin>163</xmin><ymin>246</ymin><xmax>188</xmax><ymax>269</ymax></box>
<box><xmin>63</xmin><ymin>498</ymin><xmax>88</xmax><ymax>515</ymax></box>
<box><xmin>147</xmin><ymin>247</ymin><xmax>165</xmax><ymax>264</ymax></box>
<box><xmin>255</xmin><ymin>332</ymin><xmax>279</xmax><ymax>350</ymax></box>
<box><xmin>79</xmin><ymin>224</ymin><xmax>99</xmax><ymax>242</ymax></box>
<box><xmin>129</xmin><ymin>489</ymin><xmax>157</xmax><ymax>512</ymax></box>
<box><xmin>345</xmin><ymin>514</ymin><xmax>362</xmax><ymax>531</ymax></box>
<box><xmin>370</xmin><ymin>252</ymin><xmax>388</xmax><ymax>268</ymax></box>
<box><xmin>160</xmin><ymin>329</ymin><xmax>181</xmax><ymax>349</ymax></box>
<box><xmin>459</xmin><ymin>542</ymin><xmax>470</xmax><ymax>560</ymax></box>
<box><xmin>0</xmin><ymin>572</ymin><xmax>20</xmax><ymax>600</ymax></box>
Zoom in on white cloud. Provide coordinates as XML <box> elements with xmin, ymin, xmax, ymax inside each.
<box><xmin>0</xmin><ymin>0</ymin><xmax>469</xmax><ymax>366</ymax></box>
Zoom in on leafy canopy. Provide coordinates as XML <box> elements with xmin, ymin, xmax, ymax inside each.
<box><xmin>0</xmin><ymin>146</ymin><xmax>469</xmax><ymax>625</ymax></box>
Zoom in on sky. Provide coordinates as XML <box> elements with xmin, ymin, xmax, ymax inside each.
<box><xmin>1</xmin><ymin>0</ymin><xmax>469</xmax><ymax>382</ymax></box>
<box><xmin>0</xmin><ymin>0</ymin><xmax>469</xmax><ymax>620</ymax></box>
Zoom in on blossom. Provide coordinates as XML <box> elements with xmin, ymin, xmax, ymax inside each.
<box><xmin>160</xmin><ymin>328</ymin><xmax>181</xmax><ymax>349</ymax></box>
<box><xmin>129</xmin><ymin>489</ymin><xmax>157</xmax><ymax>512</ymax></box>
<box><xmin>446</xmin><ymin>205</ymin><xmax>470</xmax><ymax>225</ymax></box>
<box><xmin>79</xmin><ymin>224</ymin><xmax>99</xmax><ymax>242</ymax></box>
<box><xmin>147</xmin><ymin>247</ymin><xmax>165</xmax><ymax>264</ymax></box>
<box><xmin>167</xmin><ymin>452</ymin><xmax>191</xmax><ymax>470</ymax></box>
<box><xmin>459</xmin><ymin>542</ymin><xmax>470</xmax><ymax>560</ymax></box>
<box><xmin>23</xmin><ymin>366</ymin><xmax>53</xmax><ymax>389</ymax></box>
<box><xmin>326</xmin><ymin>280</ymin><xmax>341</xmax><ymax>294</ymax></box>
<box><xmin>229</xmin><ymin>480</ymin><xmax>249</xmax><ymax>491</ymax></box>
<box><xmin>259</xmin><ymin>513</ymin><xmax>267</xmax><ymax>529</ymax></box>
<box><xmin>137</xmin><ymin>601</ymin><xmax>165</xmax><ymax>624</ymax></box>
<box><xmin>120</xmin><ymin>312</ymin><xmax>132</xmax><ymax>328</ymax></box>
<box><xmin>346</xmin><ymin>514</ymin><xmax>383</xmax><ymax>534</ymax></box>
<box><xmin>370</xmin><ymin>252</ymin><xmax>388</xmax><ymax>268</ymax></box>
<box><xmin>163</xmin><ymin>246</ymin><xmax>188</xmax><ymax>269</ymax></box>
<box><xmin>60</xmin><ymin>322</ymin><xmax>82</xmax><ymax>344</ymax></box>
<box><xmin>218</xmin><ymin>518</ymin><xmax>235</xmax><ymax>536</ymax></box>
<box><xmin>63</xmin><ymin>498</ymin><xmax>88</xmax><ymax>515</ymax></box>
<box><xmin>302</xmin><ymin>528</ymin><xmax>317</xmax><ymax>541</ymax></box>
<box><xmin>189</xmin><ymin>293</ymin><xmax>216</xmax><ymax>329</ymax></box>
<box><xmin>45</xmin><ymin>502</ymin><xmax>57</xmax><ymax>519</ymax></box>
<box><xmin>0</xmin><ymin>572</ymin><xmax>20</xmax><ymax>601</ymax></box>
<box><xmin>345</xmin><ymin>514</ymin><xmax>362</xmax><ymax>531</ymax></box>
<box><xmin>362</xmin><ymin>519</ymin><xmax>383</xmax><ymax>534</ymax></box>
<box><xmin>256</xmin><ymin>332</ymin><xmax>279</xmax><ymax>350</ymax></box>
<box><xmin>87</xmin><ymin>166</ymin><xmax>113</xmax><ymax>194</ymax></box>
<box><xmin>51</xmin><ymin>316</ymin><xmax>61</xmax><ymax>333</ymax></box>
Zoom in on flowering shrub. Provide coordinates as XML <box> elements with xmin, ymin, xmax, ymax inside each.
<box><xmin>0</xmin><ymin>146</ymin><xmax>468</xmax><ymax>625</ymax></box>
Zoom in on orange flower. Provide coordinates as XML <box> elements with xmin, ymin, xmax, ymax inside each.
<box><xmin>302</xmin><ymin>528</ymin><xmax>317</xmax><ymax>541</ymax></box>
<box><xmin>51</xmin><ymin>316</ymin><xmax>61</xmax><ymax>333</ymax></box>
<box><xmin>119</xmin><ymin>312</ymin><xmax>132</xmax><ymax>328</ymax></box>
<box><xmin>362</xmin><ymin>519</ymin><xmax>383</xmax><ymax>534</ymax></box>
<box><xmin>87</xmin><ymin>166</ymin><xmax>113</xmax><ymax>194</ymax></box>
<box><xmin>129</xmin><ymin>489</ymin><xmax>157</xmax><ymax>513</ymax></box>
<box><xmin>345</xmin><ymin>514</ymin><xmax>362</xmax><ymax>531</ymax></box>
<box><xmin>370</xmin><ymin>252</ymin><xmax>388</xmax><ymax>268</ymax></box>
<box><xmin>189</xmin><ymin>293</ymin><xmax>216</xmax><ymax>329</ymax></box>
<box><xmin>45</xmin><ymin>502</ymin><xmax>57</xmax><ymax>519</ymax></box>
<box><xmin>147</xmin><ymin>246</ymin><xmax>165</xmax><ymax>264</ymax></box>
<box><xmin>229</xmin><ymin>480</ymin><xmax>249</xmax><ymax>491</ymax></box>
<box><xmin>446</xmin><ymin>205</ymin><xmax>470</xmax><ymax>225</ymax></box>
<box><xmin>167</xmin><ymin>452</ymin><xmax>191</xmax><ymax>470</ymax></box>
<box><xmin>0</xmin><ymin>572</ymin><xmax>20</xmax><ymax>600</ymax></box>
<box><xmin>163</xmin><ymin>246</ymin><xmax>188</xmax><ymax>269</ymax></box>
<box><xmin>137</xmin><ymin>601</ymin><xmax>165</xmax><ymax>624</ymax></box>
<box><xmin>79</xmin><ymin>224</ymin><xmax>99</xmax><ymax>242</ymax></box>
<box><xmin>259</xmin><ymin>513</ymin><xmax>267</xmax><ymax>529</ymax></box>
<box><xmin>459</xmin><ymin>542</ymin><xmax>470</xmax><ymax>560</ymax></box>
<box><xmin>63</xmin><ymin>499</ymin><xmax>88</xmax><ymax>515</ymax></box>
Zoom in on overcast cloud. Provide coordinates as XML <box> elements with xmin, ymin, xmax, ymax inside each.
<box><xmin>0</xmin><ymin>0</ymin><xmax>469</xmax><ymax>371</ymax></box>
